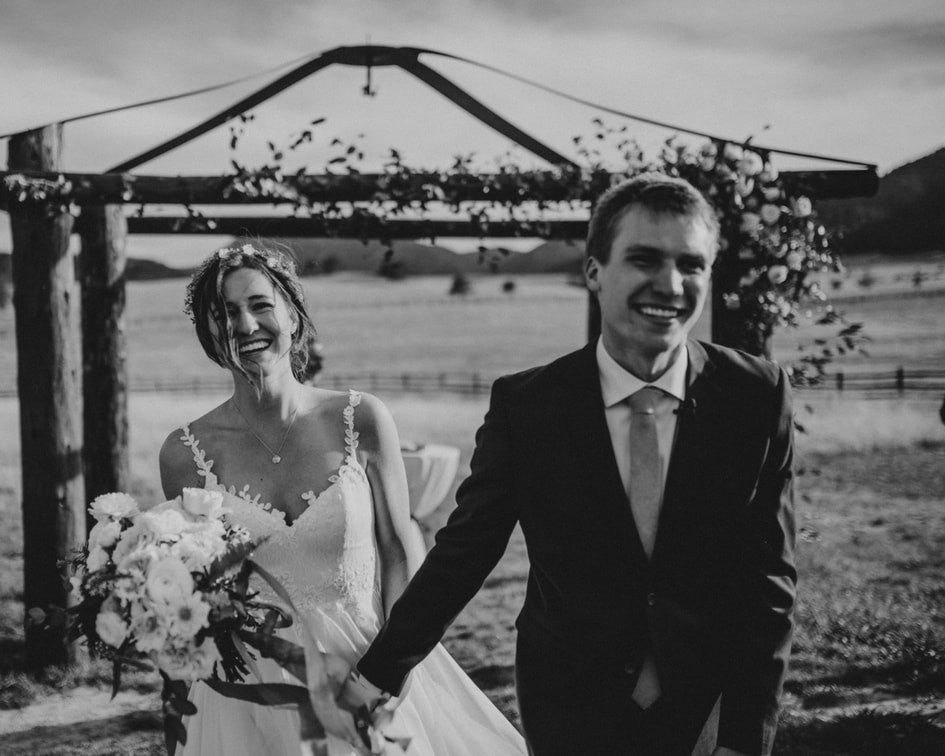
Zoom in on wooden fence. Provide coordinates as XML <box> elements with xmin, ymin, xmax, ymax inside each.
<box><xmin>4</xmin><ymin>368</ymin><xmax>941</xmax><ymax>399</ymax></box>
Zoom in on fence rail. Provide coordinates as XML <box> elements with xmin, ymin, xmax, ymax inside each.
<box><xmin>2</xmin><ymin>368</ymin><xmax>943</xmax><ymax>399</ymax></box>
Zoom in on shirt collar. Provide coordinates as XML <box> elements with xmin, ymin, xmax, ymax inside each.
<box><xmin>596</xmin><ymin>337</ymin><xmax>689</xmax><ymax>408</ymax></box>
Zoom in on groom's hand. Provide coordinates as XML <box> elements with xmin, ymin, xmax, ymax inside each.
<box><xmin>340</xmin><ymin>668</ymin><xmax>388</xmax><ymax>713</ymax></box>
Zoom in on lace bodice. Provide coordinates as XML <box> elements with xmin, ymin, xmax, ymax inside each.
<box><xmin>179</xmin><ymin>390</ymin><xmax>382</xmax><ymax>639</ymax></box>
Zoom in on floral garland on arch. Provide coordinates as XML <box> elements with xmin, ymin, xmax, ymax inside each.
<box><xmin>216</xmin><ymin>116</ymin><xmax>867</xmax><ymax>384</ymax></box>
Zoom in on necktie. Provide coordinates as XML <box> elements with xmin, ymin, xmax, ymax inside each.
<box><xmin>628</xmin><ymin>387</ymin><xmax>662</xmax><ymax>558</ymax></box>
<box><xmin>627</xmin><ymin>386</ymin><xmax>663</xmax><ymax>708</ymax></box>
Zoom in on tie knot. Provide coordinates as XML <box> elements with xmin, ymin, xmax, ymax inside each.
<box><xmin>628</xmin><ymin>387</ymin><xmax>660</xmax><ymax>414</ymax></box>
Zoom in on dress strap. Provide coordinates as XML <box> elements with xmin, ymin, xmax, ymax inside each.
<box><xmin>179</xmin><ymin>424</ymin><xmax>215</xmax><ymax>480</ymax></box>
<box><xmin>342</xmin><ymin>390</ymin><xmax>362</xmax><ymax>464</ymax></box>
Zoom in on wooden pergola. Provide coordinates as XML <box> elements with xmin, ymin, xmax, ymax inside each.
<box><xmin>0</xmin><ymin>45</ymin><xmax>878</xmax><ymax>668</ymax></box>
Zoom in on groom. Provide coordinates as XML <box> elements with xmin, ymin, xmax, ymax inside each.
<box><xmin>352</xmin><ymin>173</ymin><xmax>797</xmax><ymax>755</ymax></box>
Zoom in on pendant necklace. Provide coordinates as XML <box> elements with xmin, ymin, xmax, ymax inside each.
<box><xmin>231</xmin><ymin>399</ymin><xmax>299</xmax><ymax>464</ymax></box>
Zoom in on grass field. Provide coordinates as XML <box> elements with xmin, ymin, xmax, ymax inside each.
<box><xmin>1</xmin><ymin>258</ymin><xmax>944</xmax><ymax>753</ymax></box>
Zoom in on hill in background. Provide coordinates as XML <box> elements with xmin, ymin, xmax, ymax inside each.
<box><xmin>817</xmin><ymin>146</ymin><xmax>945</xmax><ymax>255</ymax></box>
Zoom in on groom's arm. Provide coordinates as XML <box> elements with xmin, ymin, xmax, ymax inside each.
<box><xmin>357</xmin><ymin>375</ymin><xmax>521</xmax><ymax>695</ymax></box>
<box><xmin>717</xmin><ymin>366</ymin><xmax>797</xmax><ymax>756</ymax></box>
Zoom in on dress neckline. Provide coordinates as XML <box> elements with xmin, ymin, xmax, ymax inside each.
<box><xmin>179</xmin><ymin>389</ymin><xmax>364</xmax><ymax>528</ymax></box>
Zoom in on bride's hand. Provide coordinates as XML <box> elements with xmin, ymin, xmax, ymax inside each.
<box><xmin>306</xmin><ymin>684</ymin><xmax>368</xmax><ymax>753</ymax></box>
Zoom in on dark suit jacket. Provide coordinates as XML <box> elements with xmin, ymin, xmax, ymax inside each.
<box><xmin>359</xmin><ymin>340</ymin><xmax>796</xmax><ymax>755</ymax></box>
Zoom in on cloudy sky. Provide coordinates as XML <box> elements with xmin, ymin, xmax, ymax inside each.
<box><xmin>1</xmin><ymin>0</ymin><xmax>943</xmax><ymax>260</ymax></box>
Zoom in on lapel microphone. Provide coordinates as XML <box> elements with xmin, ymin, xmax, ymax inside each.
<box><xmin>674</xmin><ymin>396</ymin><xmax>697</xmax><ymax>417</ymax></box>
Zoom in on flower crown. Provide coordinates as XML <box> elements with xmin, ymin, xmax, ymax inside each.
<box><xmin>216</xmin><ymin>243</ymin><xmax>291</xmax><ymax>273</ymax></box>
<box><xmin>184</xmin><ymin>243</ymin><xmax>298</xmax><ymax>322</ymax></box>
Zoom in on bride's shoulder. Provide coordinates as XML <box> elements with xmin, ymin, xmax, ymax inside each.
<box><xmin>157</xmin><ymin>404</ymin><xmax>228</xmax><ymax>487</ymax></box>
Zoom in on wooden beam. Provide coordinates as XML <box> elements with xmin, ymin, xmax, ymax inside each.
<box><xmin>8</xmin><ymin>126</ymin><xmax>85</xmax><ymax>669</ymax></box>
<box><xmin>126</xmin><ymin>215</ymin><xmax>591</xmax><ymax>238</ymax></box>
<box><xmin>0</xmin><ymin>167</ymin><xmax>879</xmax><ymax>208</ymax></box>
<box><xmin>77</xmin><ymin>206</ymin><xmax>129</xmax><ymax>528</ymax></box>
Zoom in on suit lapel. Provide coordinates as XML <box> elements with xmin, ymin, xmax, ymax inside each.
<box><xmin>562</xmin><ymin>342</ymin><xmax>650</xmax><ymax>567</ymax></box>
<box><xmin>652</xmin><ymin>339</ymin><xmax>723</xmax><ymax>565</ymax></box>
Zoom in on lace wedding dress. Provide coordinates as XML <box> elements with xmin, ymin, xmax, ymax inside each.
<box><xmin>176</xmin><ymin>391</ymin><xmax>525</xmax><ymax>755</ymax></box>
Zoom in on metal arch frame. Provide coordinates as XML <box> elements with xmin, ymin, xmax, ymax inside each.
<box><xmin>107</xmin><ymin>45</ymin><xmax>577</xmax><ymax>173</ymax></box>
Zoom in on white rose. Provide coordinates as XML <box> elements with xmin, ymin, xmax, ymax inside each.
<box><xmin>86</xmin><ymin>544</ymin><xmax>110</xmax><ymax>572</ymax></box>
<box><xmin>792</xmin><ymin>196</ymin><xmax>812</xmax><ymax>217</ymax></box>
<box><xmin>141</xmin><ymin>508</ymin><xmax>190</xmax><ymax>540</ymax></box>
<box><xmin>760</xmin><ymin>163</ymin><xmax>779</xmax><ymax>183</ymax></box>
<box><xmin>88</xmin><ymin>519</ymin><xmax>122</xmax><ymax>550</ymax></box>
<box><xmin>760</xmin><ymin>204</ymin><xmax>781</xmax><ymax>225</ymax></box>
<box><xmin>740</xmin><ymin>213</ymin><xmax>762</xmax><ymax>234</ymax></box>
<box><xmin>89</xmin><ymin>492</ymin><xmax>139</xmax><ymax>522</ymax></box>
<box><xmin>723</xmin><ymin>143</ymin><xmax>743</xmax><ymax>162</ymax></box>
<box><xmin>95</xmin><ymin>605</ymin><xmax>129</xmax><ymax>648</ymax></box>
<box><xmin>786</xmin><ymin>250</ymin><xmax>805</xmax><ymax>270</ymax></box>
<box><xmin>111</xmin><ymin>521</ymin><xmax>149</xmax><ymax>566</ymax></box>
<box><xmin>180</xmin><ymin>488</ymin><xmax>226</xmax><ymax>521</ymax></box>
<box><xmin>145</xmin><ymin>557</ymin><xmax>194</xmax><ymax>605</ymax></box>
<box><xmin>738</xmin><ymin>151</ymin><xmax>764</xmax><ymax>177</ymax></box>
<box><xmin>174</xmin><ymin>527</ymin><xmax>227</xmax><ymax>570</ymax></box>
<box><xmin>767</xmin><ymin>265</ymin><xmax>789</xmax><ymax>285</ymax></box>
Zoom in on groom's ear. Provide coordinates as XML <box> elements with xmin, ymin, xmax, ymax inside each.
<box><xmin>585</xmin><ymin>256</ymin><xmax>602</xmax><ymax>293</ymax></box>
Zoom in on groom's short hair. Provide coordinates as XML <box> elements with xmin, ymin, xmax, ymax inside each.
<box><xmin>586</xmin><ymin>173</ymin><xmax>719</xmax><ymax>264</ymax></box>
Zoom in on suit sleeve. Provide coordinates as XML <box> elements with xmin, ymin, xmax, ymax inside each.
<box><xmin>717</xmin><ymin>366</ymin><xmax>797</xmax><ymax>756</ymax></box>
<box><xmin>357</xmin><ymin>376</ymin><xmax>521</xmax><ymax>694</ymax></box>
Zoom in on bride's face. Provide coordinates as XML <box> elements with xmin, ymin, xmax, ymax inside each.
<box><xmin>213</xmin><ymin>267</ymin><xmax>298</xmax><ymax>374</ymax></box>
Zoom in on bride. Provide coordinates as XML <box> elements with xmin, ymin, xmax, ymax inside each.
<box><xmin>159</xmin><ymin>242</ymin><xmax>525</xmax><ymax>755</ymax></box>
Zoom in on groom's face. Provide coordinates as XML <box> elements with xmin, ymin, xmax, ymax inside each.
<box><xmin>586</xmin><ymin>205</ymin><xmax>715</xmax><ymax>368</ymax></box>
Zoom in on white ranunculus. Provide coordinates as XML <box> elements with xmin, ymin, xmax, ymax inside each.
<box><xmin>792</xmin><ymin>196</ymin><xmax>813</xmax><ymax>217</ymax></box>
<box><xmin>180</xmin><ymin>488</ymin><xmax>226</xmax><ymax>520</ymax></box>
<box><xmin>146</xmin><ymin>557</ymin><xmax>194</xmax><ymax>605</ymax></box>
<box><xmin>740</xmin><ymin>213</ymin><xmax>762</xmax><ymax>234</ymax></box>
<box><xmin>89</xmin><ymin>492</ymin><xmax>139</xmax><ymax>522</ymax></box>
<box><xmin>95</xmin><ymin>605</ymin><xmax>129</xmax><ymax>648</ymax></box>
<box><xmin>88</xmin><ymin>519</ymin><xmax>122</xmax><ymax>550</ymax></box>
<box><xmin>86</xmin><ymin>544</ymin><xmax>110</xmax><ymax>572</ymax></box>
<box><xmin>767</xmin><ymin>265</ymin><xmax>789</xmax><ymax>285</ymax></box>
<box><xmin>760</xmin><ymin>204</ymin><xmax>781</xmax><ymax>225</ymax></box>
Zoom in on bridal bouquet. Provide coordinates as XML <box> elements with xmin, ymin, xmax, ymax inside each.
<box><xmin>34</xmin><ymin>488</ymin><xmax>406</xmax><ymax>755</ymax></box>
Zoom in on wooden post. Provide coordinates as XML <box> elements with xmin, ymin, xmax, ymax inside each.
<box><xmin>8</xmin><ymin>126</ymin><xmax>85</xmax><ymax>669</ymax></box>
<box><xmin>77</xmin><ymin>205</ymin><xmax>129</xmax><ymax>528</ymax></box>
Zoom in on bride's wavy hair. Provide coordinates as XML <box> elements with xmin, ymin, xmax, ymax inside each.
<box><xmin>185</xmin><ymin>240</ymin><xmax>317</xmax><ymax>384</ymax></box>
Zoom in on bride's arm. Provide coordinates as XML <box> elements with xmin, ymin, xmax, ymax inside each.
<box><xmin>357</xmin><ymin>393</ymin><xmax>417</xmax><ymax>619</ymax></box>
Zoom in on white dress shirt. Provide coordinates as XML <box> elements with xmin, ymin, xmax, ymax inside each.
<box><xmin>596</xmin><ymin>337</ymin><xmax>688</xmax><ymax>507</ymax></box>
